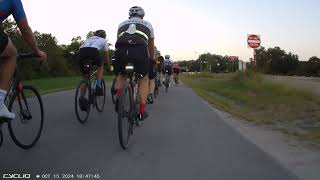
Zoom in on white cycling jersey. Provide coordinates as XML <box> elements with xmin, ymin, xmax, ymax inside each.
<box><xmin>80</xmin><ymin>36</ymin><xmax>109</xmax><ymax>51</ymax></box>
<box><xmin>117</xmin><ymin>17</ymin><xmax>154</xmax><ymax>45</ymax></box>
<box><xmin>118</xmin><ymin>17</ymin><xmax>154</xmax><ymax>38</ymax></box>
<box><xmin>164</xmin><ymin>59</ymin><xmax>173</xmax><ymax>66</ymax></box>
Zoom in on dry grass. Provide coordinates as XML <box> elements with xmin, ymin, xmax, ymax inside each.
<box><xmin>182</xmin><ymin>72</ymin><xmax>320</xmax><ymax>144</ymax></box>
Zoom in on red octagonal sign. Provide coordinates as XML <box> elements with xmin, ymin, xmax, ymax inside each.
<box><xmin>247</xmin><ymin>34</ymin><xmax>261</xmax><ymax>49</ymax></box>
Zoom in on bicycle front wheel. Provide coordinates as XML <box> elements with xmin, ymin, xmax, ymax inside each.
<box><xmin>118</xmin><ymin>82</ymin><xmax>134</xmax><ymax>150</ymax></box>
<box><xmin>8</xmin><ymin>85</ymin><xmax>44</xmax><ymax>149</ymax></box>
<box><xmin>75</xmin><ymin>80</ymin><xmax>91</xmax><ymax>124</ymax></box>
<box><xmin>96</xmin><ymin>79</ymin><xmax>106</xmax><ymax>112</ymax></box>
<box><xmin>0</xmin><ymin>128</ymin><xmax>3</xmax><ymax>148</ymax></box>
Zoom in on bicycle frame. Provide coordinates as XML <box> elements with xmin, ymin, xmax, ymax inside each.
<box><xmin>83</xmin><ymin>65</ymin><xmax>98</xmax><ymax>104</ymax></box>
<box><xmin>4</xmin><ymin>67</ymin><xmax>22</xmax><ymax>106</ymax></box>
<box><xmin>3</xmin><ymin>62</ymin><xmax>31</xmax><ymax>122</ymax></box>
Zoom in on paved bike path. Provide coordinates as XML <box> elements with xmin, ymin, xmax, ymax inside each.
<box><xmin>0</xmin><ymin>84</ymin><xmax>298</xmax><ymax>180</ymax></box>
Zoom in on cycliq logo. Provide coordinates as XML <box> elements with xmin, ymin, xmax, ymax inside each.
<box><xmin>3</xmin><ymin>174</ymin><xmax>31</xmax><ymax>179</ymax></box>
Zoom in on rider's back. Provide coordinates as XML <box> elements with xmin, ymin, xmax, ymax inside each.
<box><xmin>164</xmin><ymin>59</ymin><xmax>173</xmax><ymax>67</ymax></box>
<box><xmin>80</xmin><ymin>36</ymin><xmax>108</xmax><ymax>51</ymax></box>
<box><xmin>116</xmin><ymin>17</ymin><xmax>154</xmax><ymax>46</ymax></box>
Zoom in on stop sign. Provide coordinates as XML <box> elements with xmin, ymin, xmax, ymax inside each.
<box><xmin>247</xmin><ymin>34</ymin><xmax>261</xmax><ymax>49</ymax></box>
<box><xmin>228</xmin><ymin>56</ymin><xmax>238</xmax><ymax>62</ymax></box>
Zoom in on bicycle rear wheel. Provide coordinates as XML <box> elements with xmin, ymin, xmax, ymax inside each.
<box><xmin>96</xmin><ymin>79</ymin><xmax>106</xmax><ymax>112</ymax></box>
<box><xmin>0</xmin><ymin>128</ymin><xmax>3</xmax><ymax>147</ymax></box>
<box><xmin>118</xmin><ymin>82</ymin><xmax>134</xmax><ymax>150</ymax></box>
<box><xmin>111</xmin><ymin>78</ymin><xmax>116</xmax><ymax>104</ymax></box>
<box><xmin>165</xmin><ymin>74</ymin><xmax>169</xmax><ymax>93</ymax></box>
<box><xmin>7</xmin><ymin>85</ymin><xmax>44</xmax><ymax>149</ymax></box>
<box><xmin>75</xmin><ymin>80</ymin><xmax>91</xmax><ymax>124</ymax></box>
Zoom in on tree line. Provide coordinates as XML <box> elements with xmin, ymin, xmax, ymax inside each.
<box><xmin>178</xmin><ymin>47</ymin><xmax>320</xmax><ymax>77</ymax></box>
<box><xmin>255</xmin><ymin>46</ymin><xmax>320</xmax><ymax>77</ymax></box>
<box><xmin>2</xmin><ymin>19</ymin><xmax>319</xmax><ymax>78</ymax></box>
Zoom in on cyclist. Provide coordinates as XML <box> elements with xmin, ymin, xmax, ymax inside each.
<box><xmin>113</xmin><ymin>6</ymin><xmax>155</xmax><ymax>121</ymax></box>
<box><xmin>157</xmin><ymin>55</ymin><xmax>164</xmax><ymax>87</ymax></box>
<box><xmin>0</xmin><ymin>0</ymin><xmax>46</xmax><ymax>119</ymax></box>
<box><xmin>78</xmin><ymin>30</ymin><xmax>109</xmax><ymax>111</ymax></box>
<box><xmin>163</xmin><ymin>55</ymin><xmax>173</xmax><ymax>87</ymax></box>
<box><xmin>173</xmin><ymin>62</ymin><xmax>180</xmax><ymax>84</ymax></box>
<box><xmin>147</xmin><ymin>46</ymin><xmax>159</xmax><ymax>104</ymax></box>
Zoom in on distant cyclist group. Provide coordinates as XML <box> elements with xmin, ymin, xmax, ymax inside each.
<box><xmin>0</xmin><ymin>1</ymin><xmax>180</xmax><ymax>149</ymax></box>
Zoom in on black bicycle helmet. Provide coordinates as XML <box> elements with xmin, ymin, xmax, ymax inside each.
<box><xmin>94</xmin><ymin>30</ymin><xmax>106</xmax><ymax>39</ymax></box>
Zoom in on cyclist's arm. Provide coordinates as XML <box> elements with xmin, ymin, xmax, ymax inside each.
<box><xmin>13</xmin><ymin>0</ymin><xmax>43</xmax><ymax>58</ymax></box>
<box><xmin>17</xmin><ymin>19</ymin><xmax>40</xmax><ymax>54</ymax></box>
<box><xmin>103</xmin><ymin>49</ymin><xmax>110</xmax><ymax>66</ymax></box>
<box><xmin>148</xmin><ymin>38</ymin><xmax>155</xmax><ymax>61</ymax></box>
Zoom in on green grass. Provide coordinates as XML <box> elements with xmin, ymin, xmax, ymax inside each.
<box><xmin>24</xmin><ymin>75</ymin><xmax>113</xmax><ymax>95</ymax></box>
<box><xmin>182</xmin><ymin>72</ymin><xmax>320</xmax><ymax>144</ymax></box>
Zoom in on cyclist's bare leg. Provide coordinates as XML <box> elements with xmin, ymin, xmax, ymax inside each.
<box><xmin>0</xmin><ymin>39</ymin><xmax>17</xmax><ymax>91</ymax></box>
<box><xmin>96</xmin><ymin>65</ymin><xmax>104</xmax><ymax>81</ymax></box>
<box><xmin>159</xmin><ymin>72</ymin><xmax>163</xmax><ymax>84</ymax></box>
<box><xmin>138</xmin><ymin>75</ymin><xmax>149</xmax><ymax>105</ymax></box>
<box><xmin>80</xmin><ymin>74</ymin><xmax>89</xmax><ymax>96</ymax></box>
<box><xmin>115</xmin><ymin>74</ymin><xmax>126</xmax><ymax>96</ymax></box>
<box><xmin>170</xmin><ymin>74</ymin><xmax>173</xmax><ymax>83</ymax></box>
<box><xmin>0</xmin><ymin>39</ymin><xmax>17</xmax><ymax>118</ymax></box>
<box><xmin>149</xmin><ymin>79</ymin><xmax>155</xmax><ymax>94</ymax></box>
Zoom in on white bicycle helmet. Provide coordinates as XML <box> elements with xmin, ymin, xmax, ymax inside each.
<box><xmin>129</xmin><ymin>6</ymin><xmax>145</xmax><ymax>18</ymax></box>
<box><xmin>165</xmin><ymin>55</ymin><xmax>170</xmax><ymax>59</ymax></box>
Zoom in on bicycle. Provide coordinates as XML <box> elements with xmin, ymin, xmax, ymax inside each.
<box><xmin>164</xmin><ymin>69</ymin><xmax>170</xmax><ymax>93</ymax></box>
<box><xmin>0</xmin><ymin>53</ymin><xmax>44</xmax><ymax>149</ymax></box>
<box><xmin>154</xmin><ymin>72</ymin><xmax>160</xmax><ymax>98</ymax></box>
<box><xmin>74</xmin><ymin>64</ymin><xmax>106</xmax><ymax>124</ymax></box>
<box><xmin>117</xmin><ymin>63</ymin><xmax>143</xmax><ymax>149</ymax></box>
<box><xmin>111</xmin><ymin>77</ymin><xmax>116</xmax><ymax>104</ymax></box>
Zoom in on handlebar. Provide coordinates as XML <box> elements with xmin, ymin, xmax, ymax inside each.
<box><xmin>17</xmin><ymin>53</ymin><xmax>41</xmax><ymax>60</ymax></box>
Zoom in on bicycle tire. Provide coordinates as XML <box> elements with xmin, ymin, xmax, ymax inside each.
<box><xmin>96</xmin><ymin>79</ymin><xmax>106</xmax><ymax>112</ymax></box>
<box><xmin>75</xmin><ymin>80</ymin><xmax>91</xmax><ymax>124</ymax></box>
<box><xmin>118</xmin><ymin>82</ymin><xmax>134</xmax><ymax>150</ymax></box>
<box><xmin>165</xmin><ymin>74</ymin><xmax>169</xmax><ymax>93</ymax></box>
<box><xmin>7</xmin><ymin>85</ymin><xmax>44</xmax><ymax>149</ymax></box>
<box><xmin>0</xmin><ymin>128</ymin><xmax>3</xmax><ymax>147</ymax></box>
<box><xmin>111</xmin><ymin>78</ymin><xmax>116</xmax><ymax>104</ymax></box>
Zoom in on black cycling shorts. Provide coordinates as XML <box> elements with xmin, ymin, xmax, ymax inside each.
<box><xmin>148</xmin><ymin>61</ymin><xmax>157</xmax><ymax>79</ymax></box>
<box><xmin>78</xmin><ymin>47</ymin><xmax>103</xmax><ymax>74</ymax></box>
<box><xmin>0</xmin><ymin>28</ymin><xmax>9</xmax><ymax>55</ymax></box>
<box><xmin>157</xmin><ymin>62</ymin><xmax>164</xmax><ymax>73</ymax></box>
<box><xmin>163</xmin><ymin>65</ymin><xmax>173</xmax><ymax>75</ymax></box>
<box><xmin>113</xmin><ymin>44</ymin><xmax>150</xmax><ymax>78</ymax></box>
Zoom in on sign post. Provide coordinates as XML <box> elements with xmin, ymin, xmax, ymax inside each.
<box><xmin>247</xmin><ymin>34</ymin><xmax>261</xmax><ymax>79</ymax></box>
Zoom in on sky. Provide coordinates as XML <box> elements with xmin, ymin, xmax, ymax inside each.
<box><xmin>15</xmin><ymin>0</ymin><xmax>320</xmax><ymax>61</ymax></box>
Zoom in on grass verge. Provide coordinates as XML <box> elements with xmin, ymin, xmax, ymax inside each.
<box><xmin>24</xmin><ymin>75</ymin><xmax>113</xmax><ymax>95</ymax></box>
<box><xmin>182</xmin><ymin>72</ymin><xmax>320</xmax><ymax>144</ymax></box>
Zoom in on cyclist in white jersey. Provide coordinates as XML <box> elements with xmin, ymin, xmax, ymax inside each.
<box><xmin>78</xmin><ymin>30</ymin><xmax>109</xmax><ymax>111</ymax></box>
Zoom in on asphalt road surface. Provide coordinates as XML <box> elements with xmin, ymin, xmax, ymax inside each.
<box><xmin>0</xmin><ymin>83</ymin><xmax>299</xmax><ymax>180</ymax></box>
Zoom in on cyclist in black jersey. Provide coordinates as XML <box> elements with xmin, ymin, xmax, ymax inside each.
<box><xmin>113</xmin><ymin>6</ymin><xmax>156</xmax><ymax>121</ymax></box>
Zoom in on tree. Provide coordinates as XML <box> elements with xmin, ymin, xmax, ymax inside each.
<box><xmin>306</xmin><ymin>56</ymin><xmax>320</xmax><ymax>76</ymax></box>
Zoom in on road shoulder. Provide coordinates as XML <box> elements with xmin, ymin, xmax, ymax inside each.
<box><xmin>200</xmin><ymin>99</ymin><xmax>320</xmax><ymax>180</ymax></box>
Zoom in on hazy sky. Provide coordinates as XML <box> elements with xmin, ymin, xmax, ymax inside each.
<box><xmin>17</xmin><ymin>0</ymin><xmax>320</xmax><ymax>61</ymax></box>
